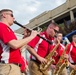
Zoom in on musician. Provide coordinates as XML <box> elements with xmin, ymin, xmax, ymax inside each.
<box><xmin>26</xmin><ymin>23</ymin><xmax>59</xmax><ymax>75</ymax></box>
<box><xmin>65</xmin><ymin>34</ymin><xmax>76</xmax><ymax>73</ymax></box>
<box><xmin>0</xmin><ymin>9</ymin><xmax>38</xmax><ymax>75</ymax></box>
<box><xmin>66</xmin><ymin>35</ymin><xmax>76</xmax><ymax>64</ymax></box>
<box><xmin>50</xmin><ymin>32</ymin><xmax>68</xmax><ymax>75</ymax></box>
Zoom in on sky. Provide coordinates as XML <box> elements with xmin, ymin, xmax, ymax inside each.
<box><xmin>0</xmin><ymin>0</ymin><xmax>66</xmax><ymax>31</ymax></box>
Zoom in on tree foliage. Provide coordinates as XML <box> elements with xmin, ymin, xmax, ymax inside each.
<box><xmin>59</xmin><ymin>20</ymin><xmax>76</xmax><ymax>36</ymax></box>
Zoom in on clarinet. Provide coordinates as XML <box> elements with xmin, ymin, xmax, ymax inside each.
<box><xmin>14</xmin><ymin>20</ymin><xmax>52</xmax><ymax>45</ymax></box>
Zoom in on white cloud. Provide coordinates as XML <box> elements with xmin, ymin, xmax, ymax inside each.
<box><xmin>56</xmin><ymin>0</ymin><xmax>66</xmax><ymax>6</ymax></box>
<box><xmin>0</xmin><ymin>0</ymin><xmax>66</xmax><ymax>30</ymax></box>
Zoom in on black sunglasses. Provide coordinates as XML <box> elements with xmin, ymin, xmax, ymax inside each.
<box><xmin>8</xmin><ymin>14</ymin><xmax>14</xmax><ymax>17</ymax></box>
<box><xmin>10</xmin><ymin>14</ymin><xmax>14</xmax><ymax>17</ymax></box>
<box><xmin>53</xmin><ymin>29</ymin><xmax>59</xmax><ymax>33</ymax></box>
<box><xmin>6</xmin><ymin>13</ymin><xmax>14</xmax><ymax>17</ymax></box>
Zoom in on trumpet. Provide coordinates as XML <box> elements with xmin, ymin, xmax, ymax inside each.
<box><xmin>14</xmin><ymin>20</ymin><xmax>52</xmax><ymax>45</ymax></box>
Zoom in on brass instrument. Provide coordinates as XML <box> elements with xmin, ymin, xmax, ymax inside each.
<box><xmin>57</xmin><ymin>59</ymin><xmax>68</xmax><ymax>75</ymax></box>
<box><xmin>39</xmin><ymin>41</ymin><xmax>60</xmax><ymax>72</ymax></box>
<box><xmin>70</xmin><ymin>66</ymin><xmax>76</xmax><ymax>75</ymax></box>
<box><xmin>53</xmin><ymin>44</ymin><xmax>68</xmax><ymax>75</ymax></box>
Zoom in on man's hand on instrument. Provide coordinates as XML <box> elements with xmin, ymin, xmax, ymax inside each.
<box><xmin>51</xmin><ymin>64</ymin><xmax>56</xmax><ymax>70</ymax></box>
<box><xmin>30</xmin><ymin>30</ymin><xmax>38</xmax><ymax>39</ymax></box>
<box><xmin>64</xmin><ymin>54</ymin><xmax>69</xmax><ymax>59</ymax></box>
<box><xmin>56</xmin><ymin>38</ymin><xmax>60</xmax><ymax>44</ymax></box>
<box><xmin>37</xmin><ymin>55</ymin><xmax>47</xmax><ymax>64</ymax></box>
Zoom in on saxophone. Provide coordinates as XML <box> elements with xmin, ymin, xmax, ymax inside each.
<box><xmin>70</xmin><ymin>70</ymin><xmax>76</xmax><ymax>75</ymax></box>
<box><xmin>53</xmin><ymin>44</ymin><xmax>69</xmax><ymax>75</ymax></box>
<box><xmin>39</xmin><ymin>40</ymin><xmax>60</xmax><ymax>72</ymax></box>
<box><xmin>70</xmin><ymin>66</ymin><xmax>76</xmax><ymax>75</ymax></box>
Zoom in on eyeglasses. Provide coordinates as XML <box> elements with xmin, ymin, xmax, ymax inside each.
<box><xmin>10</xmin><ymin>14</ymin><xmax>14</xmax><ymax>17</ymax></box>
<box><xmin>6</xmin><ymin>13</ymin><xmax>14</xmax><ymax>17</ymax></box>
<box><xmin>53</xmin><ymin>29</ymin><xmax>59</xmax><ymax>33</ymax></box>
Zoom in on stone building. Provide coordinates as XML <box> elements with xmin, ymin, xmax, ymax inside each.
<box><xmin>15</xmin><ymin>0</ymin><xmax>76</xmax><ymax>35</ymax></box>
